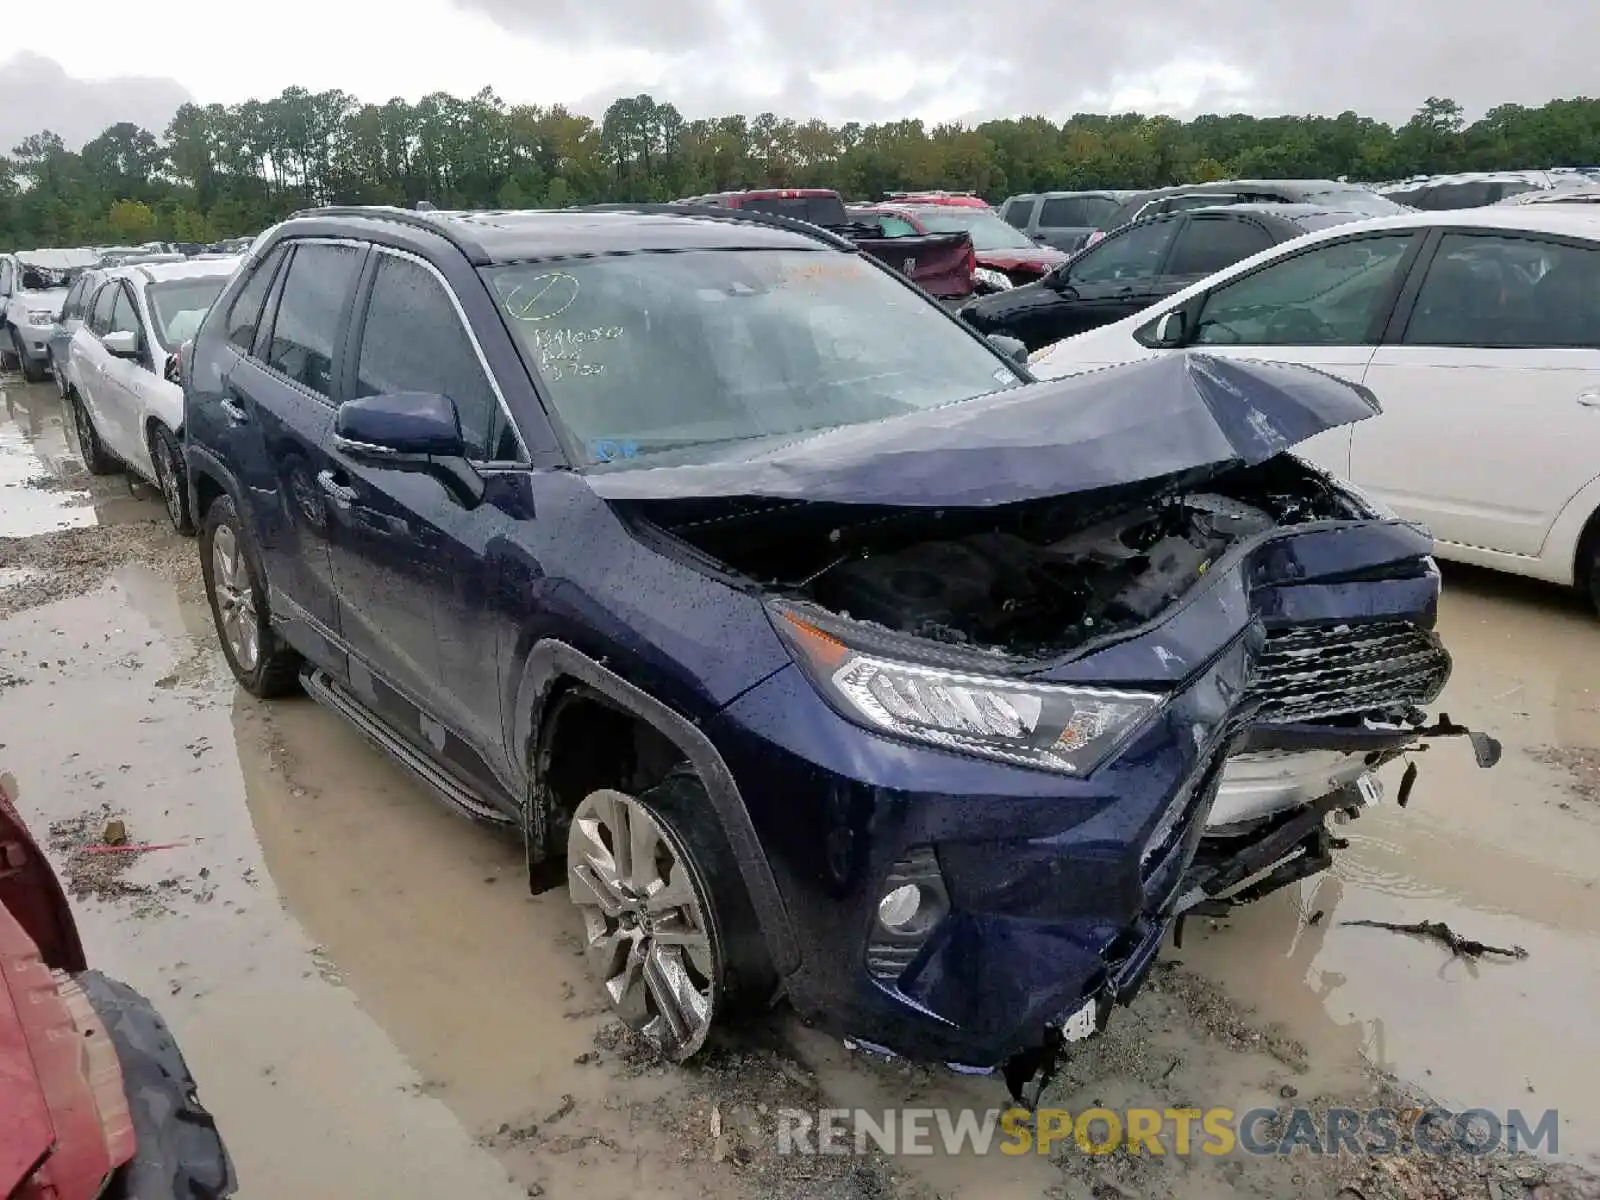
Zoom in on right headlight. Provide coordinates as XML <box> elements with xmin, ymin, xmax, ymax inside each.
<box><xmin>775</xmin><ymin>607</ymin><xmax>1162</xmax><ymax>776</ymax></box>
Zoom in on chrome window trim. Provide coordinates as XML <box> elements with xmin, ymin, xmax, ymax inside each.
<box><xmin>366</xmin><ymin>244</ymin><xmax>531</xmax><ymax>467</ymax></box>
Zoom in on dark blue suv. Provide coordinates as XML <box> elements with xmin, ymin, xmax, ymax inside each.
<box><xmin>180</xmin><ymin>204</ymin><xmax>1483</xmax><ymax>1092</ymax></box>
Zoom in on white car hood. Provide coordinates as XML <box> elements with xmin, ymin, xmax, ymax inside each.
<box><xmin>15</xmin><ymin>287</ymin><xmax>69</xmax><ymax>318</ymax></box>
<box><xmin>1030</xmin><ymin>323</ymin><xmax>1158</xmax><ymax>380</ymax></box>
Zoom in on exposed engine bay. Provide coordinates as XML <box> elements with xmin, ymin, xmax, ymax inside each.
<box><xmin>633</xmin><ymin>456</ymin><xmax>1374</xmax><ymax>657</ymax></box>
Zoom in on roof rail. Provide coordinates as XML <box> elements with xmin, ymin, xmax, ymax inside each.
<box><xmin>566</xmin><ymin>202</ymin><xmax>859</xmax><ymax>252</ymax></box>
<box><xmin>283</xmin><ymin>205</ymin><xmax>488</xmax><ymax>260</ymax></box>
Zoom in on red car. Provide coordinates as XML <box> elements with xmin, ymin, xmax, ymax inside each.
<box><xmin>848</xmin><ymin>203</ymin><xmax>1070</xmax><ymax>289</ymax></box>
<box><xmin>0</xmin><ymin>779</ymin><xmax>235</xmax><ymax>1199</ymax></box>
<box><xmin>882</xmin><ymin>191</ymin><xmax>991</xmax><ymax>209</ymax></box>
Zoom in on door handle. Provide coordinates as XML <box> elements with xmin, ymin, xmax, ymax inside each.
<box><xmin>1578</xmin><ymin>392</ymin><xmax>1600</xmax><ymax>408</ymax></box>
<box><xmin>219</xmin><ymin>396</ymin><xmax>249</xmax><ymax>423</ymax></box>
<box><xmin>317</xmin><ymin>469</ymin><xmax>358</xmax><ymax>505</ymax></box>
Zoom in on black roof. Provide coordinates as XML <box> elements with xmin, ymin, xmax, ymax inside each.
<box><xmin>280</xmin><ymin>204</ymin><xmax>838</xmax><ymax>266</ymax></box>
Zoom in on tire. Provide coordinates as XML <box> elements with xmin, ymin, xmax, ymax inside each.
<box><xmin>0</xmin><ymin>326</ymin><xmax>16</xmax><ymax>372</ymax></box>
<box><xmin>199</xmin><ymin>492</ymin><xmax>301</xmax><ymax>697</ymax></box>
<box><xmin>51</xmin><ymin>351</ymin><xmax>67</xmax><ymax>399</ymax></box>
<box><xmin>18</xmin><ymin>334</ymin><xmax>47</xmax><ymax>384</ymax></box>
<box><xmin>1580</xmin><ymin>530</ymin><xmax>1600</xmax><ymax>617</ymax></box>
<box><xmin>148</xmin><ymin>423</ymin><xmax>194</xmax><ymax>535</ymax></box>
<box><xmin>78</xmin><ymin>971</ymin><xmax>237</xmax><ymax>1200</ymax></box>
<box><xmin>566</xmin><ymin>768</ymin><xmax>771</xmax><ymax>1061</ymax></box>
<box><xmin>70</xmin><ymin>388</ymin><xmax>120</xmax><ymax>475</ymax></box>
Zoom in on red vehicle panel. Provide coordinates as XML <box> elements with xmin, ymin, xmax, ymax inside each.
<box><xmin>677</xmin><ymin>189</ymin><xmax>976</xmax><ymax>300</ymax></box>
<box><xmin>851</xmin><ymin>204</ymin><xmax>1071</xmax><ymax>285</ymax></box>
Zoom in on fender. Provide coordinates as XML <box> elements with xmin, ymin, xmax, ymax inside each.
<box><xmin>183</xmin><ymin>441</ymin><xmax>245</xmax><ymax>525</ymax></box>
<box><xmin>1538</xmin><ymin>468</ymin><xmax>1600</xmax><ymax>587</ymax></box>
<box><xmin>512</xmin><ymin>639</ymin><xmax>800</xmax><ymax>977</ymax></box>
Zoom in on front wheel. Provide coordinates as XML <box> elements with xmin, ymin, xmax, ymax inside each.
<box><xmin>199</xmin><ymin>493</ymin><xmax>301</xmax><ymax>698</ymax></box>
<box><xmin>566</xmin><ymin>771</ymin><xmax>771</xmax><ymax>1061</ymax></box>
<box><xmin>148</xmin><ymin>423</ymin><xmax>193</xmax><ymax>535</ymax></box>
<box><xmin>17</xmin><ymin>337</ymin><xmax>47</xmax><ymax>384</ymax></box>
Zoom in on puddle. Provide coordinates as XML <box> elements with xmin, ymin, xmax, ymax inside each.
<box><xmin>0</xmin><ymin>382</ymin><xmax>157</xmax><ymax>536</ymax></box>
<box><xmin>1183</xmin><ymin>563</ymin><xmax>1600</xmax><ymax>1166</ymax></box>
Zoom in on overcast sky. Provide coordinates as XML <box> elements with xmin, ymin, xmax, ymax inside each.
<box><xmin>3</xmin><ymin>0</ymin><xmax>1595</xmax><ymax>153</ymax></box>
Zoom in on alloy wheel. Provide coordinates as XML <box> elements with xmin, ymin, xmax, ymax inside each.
<box><xmin>567</xmin><ymin>789</ymin><xmax>717</xmax><ymax>1060</ymax></box>
<box><xmin>153</xmin><ymin>437</ymin><xmax>183</xmax><ymax>528</ymax></box>
<box><xmin>210</xmin><ymin>525</ymin><xmax>259</xmax><ymax>671</ymax></box>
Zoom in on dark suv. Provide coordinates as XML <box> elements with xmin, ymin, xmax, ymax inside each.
<box><xmin>180</xmin><ymin>204</ymin><xmax>1479</xmax><ymax>1089</ymax></box>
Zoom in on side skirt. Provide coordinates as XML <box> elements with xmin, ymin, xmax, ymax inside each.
<box><xmin>300</xmin><ymin>667</ymin><xmax>513</xmax><ymax>828</ymax></box>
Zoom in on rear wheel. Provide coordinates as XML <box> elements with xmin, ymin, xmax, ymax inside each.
<box><xmin>148</xmin><ymin>423</ymin><xmax>194</xmax><ymax>535</ymax></box>
<box><xmin>1581</xmin><ymin>533</ymin><xmax>1600</xmax><ymax>618</ymax></box>
<box><xmin>17</xmin><ymin>334</ymin><xmax>47</xmax><ymax>384</ymax></box>
<box><xmin>199</xmin><ymin>493</ymin><xmax>300</xmax><ymax>697</ymax></box>
<box><xmin>70</xmin><ymin>389</ymin><xmax>119</xmax><ymax>475</ymax></box>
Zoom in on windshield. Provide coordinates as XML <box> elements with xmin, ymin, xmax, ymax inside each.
<box><xmin>484</xmin><ymin>250</ymin><xmax>1022</xmax><ymax>470</ymax></box>
<box><xmin>911</xmin><ymin>210</ymin><xmax>1037</xmax><ymax>251</ymax></box>
<box><xmin>146</xmin><ymin>277</ymin><xmax>228</xmax><ymax>350</ymax></box>
<box><xmin>1300</xmin><ymin>189</ymin><xmax>1410</xmax><ymax>216</ymax></box>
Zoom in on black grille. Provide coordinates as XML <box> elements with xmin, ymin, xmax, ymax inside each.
<box><xmin>1248</xmin><ymin>621</ymin><xmax>1450</xmax><ymax>725</ymax></box>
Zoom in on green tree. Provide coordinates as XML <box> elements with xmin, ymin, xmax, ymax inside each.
<box><xmin>107</xmin><ymin>198</ymin><xmax>157</xmax><ymax>240</ymax></box>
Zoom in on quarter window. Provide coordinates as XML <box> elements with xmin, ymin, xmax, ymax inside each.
<box><xmin>264</xmin><ymin>244</ymin><xmax>361</xmax><ymax>396</ymax></box>
<box><xmin>108</xmin><ymin>287</ymin><xmax>139</xmax><ymax>337</ymax></box>
<box><xmin>356</xmin><ymin>254</ymin><xmax>512</xmax><ymax>460</ymax></box>
<box><xmin>61</xmin><ymin>278</ymin><xmax>85</xmax><ymax>320</ymax></box>
<box><xmin>1192</xmin><ymin>234</ymin><xmax>1414</xmax><ymax>346</ymax></box>
<box><xmin>1403</xmin><ymin>233</ymin><xmax>1600</xmax><ymax>349</ymax></box>
<box><xmin>89</xmin><ymin>283</ymin><xmax>118</xmax><ymax>334</ymax></box>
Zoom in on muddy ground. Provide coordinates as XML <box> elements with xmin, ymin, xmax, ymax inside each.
<box><xmin>3</xmin><ymin>377</ymin><xmax>1599</xmax><ymax>1199</ymax></box>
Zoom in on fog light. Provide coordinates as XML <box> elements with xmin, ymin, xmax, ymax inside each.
<box><xmin>878</xmin><ymin>884</ymin><xmax>922</xmax><ymax>930</ymax></box>
<box><xmin>865</xmin><ymin>846</ymin><xmax>950</xmax><ymax>982</ymax></box>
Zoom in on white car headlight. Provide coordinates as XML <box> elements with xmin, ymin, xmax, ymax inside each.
<box><xmin>973</xmin><ymin>267</ymin><xmax>1014</xmax><ymax>291</ymax></box>
<box><xmin>776</xmin><ymin>608</ymin><xmax>1162</xmax><ymax>776</ymax></box>
<box><xmin>27</xmin><ymin>310</ymin><xmax>55</xmax><ymax>325</ymax></box>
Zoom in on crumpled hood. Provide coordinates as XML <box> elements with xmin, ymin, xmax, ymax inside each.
<box><xmin>584</xmin><ymin>353</ymin><xmax>1381</xmax><ymax>508</ymax></box>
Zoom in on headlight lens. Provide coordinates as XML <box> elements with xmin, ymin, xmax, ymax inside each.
<box><xmin>776</xmin><ymin>609</ymin><xmax>1161</xmax><ymax>775</ymax></box>
<box><xmin>26</xmin><ymin>310</ymin><xmax>55</xmax><ymax>325</ymax></box>
<box><xmin>973</xmin><ymin>267</ymin><xmax>1014</xmax><ymax>290</ymax></box>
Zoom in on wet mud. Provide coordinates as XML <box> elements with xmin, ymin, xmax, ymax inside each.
<box><xmin>3</xmin><ymin>378</ymin><xmax>1598</xmax><ymax>1198</ymax></box>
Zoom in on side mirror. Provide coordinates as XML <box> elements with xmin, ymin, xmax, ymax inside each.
<box><xmin>103</xmin><ymin>330</ymin><xmax>139</xmax><ymax>358</ymax></box>
<box><xmin>333</xmin><ymin>392</ymin><xmax>484</xmax><ymax>506</ymax></box>
<box><xmin>1153</xmin><ymin>310</ymin><xmax>1186</xmax><ymax>346</ymax></box>
<box><xmin>986</xmin><ymin>333</ymin><xmax>1030</xmax><ymax>365</ymax></box>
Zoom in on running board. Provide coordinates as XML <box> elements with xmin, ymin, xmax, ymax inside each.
<box><xmin>300</xmin><ymin>668</ymin><xmax>513</xmax><ymax>827</ymax></box>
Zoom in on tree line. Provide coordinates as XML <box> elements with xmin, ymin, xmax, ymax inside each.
<box><xmin>3</xmin><ymin>89</ymin><xmax>1599</xmax><ymax>249</ymax></box>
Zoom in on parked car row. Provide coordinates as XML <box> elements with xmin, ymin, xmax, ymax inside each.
<box><xmin>110</xmin><ymin>200</ymin><xmax>1491</xmax><ymax>1102</ymax></box>
<box><xmin>1027</xmin><ymin>204</ymin><xmax>1600</xmax><ymax>601</ymax></box>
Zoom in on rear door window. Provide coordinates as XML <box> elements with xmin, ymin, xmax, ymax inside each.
<box><xmin>263</xmin><ymin>243</ymin><xmax>362</xmax><ymax>396</ymax></box>
<box><xmin>1069</xmin><ymin>219</ymin><xmax>1180</xmax><ymax>285</ymax></box>
<box><xmin>355</xmin><ymin>253</ymin><xmax>516</xmax><ymax>460</ymax></box>
<box><xmin>1193</xmin><ymin>234</ymin><xmax>1415</xmax><ymax>346</ymax></box>
<box><xmin>1038</xmin><ymin>197</ymin><xmax>1083</xmax><ymax>227</ymax></box>
<box><xmin>1402</xmin><ymin>233</ymin><xmax>1600</xmax><ymax>349</ymax></box>
<box><xmin>1164</xmin><ymin>216</ymin><xmax>1278</xmax><ymax>277</ymax></box>
<box><xmin>61</xmin><ymin>278</ymin><xmax>86</xmax><ymax>320</ymax></box>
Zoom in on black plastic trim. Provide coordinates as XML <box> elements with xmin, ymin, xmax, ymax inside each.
<box><xmin>512</xmin><ymin>639</ymin><xmax>801</xmax><ymax>976</ymax></box>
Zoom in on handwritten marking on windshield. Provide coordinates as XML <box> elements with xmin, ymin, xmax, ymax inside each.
<box><xmin>532</xmin><ymin>325</ymin><xmax>622</xmax><ymax>382</ymax></box>
<box><xmin>500</xmin><ymin>272</ymin><xmax>580</xmax><ymax>321</ymax></box>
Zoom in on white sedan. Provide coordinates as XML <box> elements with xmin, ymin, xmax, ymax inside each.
<box><xmin>1031</xmin><ymin>205</ymin><xmax>1600</xmax><ymax>604</ymax></box>
<box><xmin>67</xmin><ymin>257</ymin><xmax>239</xmax><ymax>532</ymax></box>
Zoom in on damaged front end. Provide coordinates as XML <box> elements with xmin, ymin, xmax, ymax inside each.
<box><xmin>603</xmin><ymin>354</ymin><xmax>1497</xmax><ymax>1099</ymax></box>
